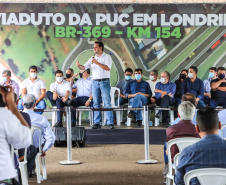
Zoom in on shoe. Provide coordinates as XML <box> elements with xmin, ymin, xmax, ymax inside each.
<box><xmin>136</xmin><ymin>120</ymin><xmax>142</xmax><ymax>128</ymax></box>
<box><xmin>108</xmin><ymin>124</ymin><xmax>114</xmax><ymax>129</ymax></box>
<box><xmin>54</xmin><ymin>121</ymin><xmax>63</xmax><ymax>127</ymax></box>
<box><xmin>128</xmin><ymin>110</ymin><xmax>136</xmax><ymax>118</ymax></box>
<box><xmin>92</xmin><ymin>124</ymin><xmax>101</xmax><ymax>129</ymax></box>
<box><xmin>113</xmin><ymin>119</ymin><xmax>117</xmax><ymax>125</ymax></box>
<box><xmin>28</xmin><ymin>169</ymin><xmax>36</xmax><ymax>177</ymax></box>
<box><xmin>155</xmin><ymin>111</ymin><xmax>161</xmax><ymax>119</ymax></box>
<box><xmin>164</xmin><ymin>123</ymin><xmax>170</xmax><ymax>128</ymax></box>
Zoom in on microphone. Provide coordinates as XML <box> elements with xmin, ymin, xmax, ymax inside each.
<box><xmin>91</xmin><ymin>53</ymin><xmax>95</xmax><ymax>64</ymax></box>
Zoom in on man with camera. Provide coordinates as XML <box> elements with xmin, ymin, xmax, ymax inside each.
<box><xmin>0</xmin><ymin>85</ymin><xmax>31</xmax><ymax>184</ymax></box>
<box><xmin>47</xmin><ymin>70</ymin><xmax>72</xmax><ymax>127</ymax></box>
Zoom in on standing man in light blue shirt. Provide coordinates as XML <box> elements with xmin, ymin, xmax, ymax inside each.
<box><xmin>23</xmin><ymin>94</ymin><xmax>55</xmax><ymax>156</ymax></box>
<box><xmin>71</xmin><ymin>69</ymin><xmax>93</xmax><ymax>125</ymax></box>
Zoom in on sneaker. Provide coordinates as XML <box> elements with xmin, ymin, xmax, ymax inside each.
<box><xmin>92</xmin><ymin>124</ymin><xmax>101</xmax><ymax>129</ymax></box>
<box><xmin>128</xmin><ymin>110</ymin><xmax>136</xmax><ymax>118</ymax></box>
<box><xmin>136</xmin><ymin>120</ymin><xmax>142</xmax><ymax>128</ymax></box>
<box><xmin>108</xmin><ymin>124</ymin><xmax>114</xmax><ymax>129</ymax></box>
<box><xmin>54</xmin><ymin>121</ymin><xmax>63</xmax><ymax>127</ymax></box>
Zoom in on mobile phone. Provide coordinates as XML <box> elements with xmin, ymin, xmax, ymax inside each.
<box><xmin>0</xmin><ymin>85</ymin><xmax>8</xmax><ymax>92</ymax></box>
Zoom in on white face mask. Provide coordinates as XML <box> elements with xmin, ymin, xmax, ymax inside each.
<box><xmin>3</xmin><ymin>77</ymin><xmax>7</xmax><ymax>83</ymax></box>
<box><xmin>149</xmin><ymin>75</ymin><xmax>155</xmax><ymax>81</ymax></box>
<box><xmin>160</xmin><ymin>77</ymin><xmax>165</xmax><ymax>84</ymax></box>
<box><xmin>56</xmin><ymin>77</ymin><xmax>64</xmax><ymax>83</ymax></box>
<box><xmin>188</xmin><ymin>73</ymin><xmax>193</xmax><ymax>79</ymax></box>
<box><xmin>30</xmin><ymin>72</ymin><xmax>37</xmax><ymax>79</ymax></box>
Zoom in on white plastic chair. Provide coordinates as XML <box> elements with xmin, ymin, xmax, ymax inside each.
<box><xmin>31</xmin><ymin>126</ymin><xmax>47</xmax><ymax>183</ymax></box>
<box><xmin>166</xmin><ymin>137</ymin><xmax>200</xmax><ymax>185</ymax></box>
<box><xmin>102</xmin><ymin>87</ymin><xmax>121</xmax><ymax>126</ymax></box>
<box><xmin>51</xmin><ymin>106</ymin><xmax>57</xmax><ymax>127</ymax></box>
<box><xmin>77</xmin><ymin>106</ymin><xmax>93</xmax><ymax>126</ymax></box>
<box><xmin>154</xmin><ymin>106</ymin><xmax>174</xmax><ymax>126</ymax></box>
<box><xmin>18</xmin><ymin>148</ymin><xmax>28</xmax><ymax>185</ymax></box>
<box><xmin>221</xmin><ymin>124</ymin><xmax>226</xmax><ymax>140</ymax></box>
<box><xmin>184</xmin><ymin>168</ymin><xmax>226</xmax><ymax>185</ymax></box>
<box><xmin>173</xmin><ymin>153</ymin><xmax>180</xmax><ymax>174</ymax></box>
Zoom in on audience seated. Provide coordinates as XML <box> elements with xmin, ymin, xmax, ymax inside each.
<box><xmin>146</xmin><ymin>69</ymin><xmax>160</xmax><ymax>104</ymax></box>
<box><xmin>174</xmin><ymin>69</ymin><xmax>188</xmax><ymax>117</ymax></box>
<box><xmin>155</xmin><ymin>71</ymin><xmax>176</xmax><ymax>127</ymax></box>
<box><xmin>210</xmin><ymin>67</ymin><xmax>226</xmax><ymax>108</ymax></box>
<box><xmin>70</xmin><ymin>69</ymin><xmax>93</xmax><ymax>126</ymax></box>
<box><xmin>23</xmin><ymin>94</ymin><xmax>55</xmax><ymax>157</ymax></box>
<box><xmin>0</xmin><ymin>69</ymin><xmax>19</xmax><ymax>98</ymax></box>
<box><xmin>47</xmin><ymin>70</ymin><xmax>72</xmax><ymax>127</ymax></box>
<box><xmin>18</xmin><ymin>65</ymin><xmax>46</xmax><ymax>114</ymax></box>
<box><xmin>181</xmin><ymin>66</ymin><xmax>205</xmax><ymax>109</ymax></box>
<box><xmin>203</xmin><ymin>67</ymin><xmax>217</xmax><ymax>106</ymax></box>
<box><xmin>125</xmin><ymin>68</ymin><xmax>152</xmax><ymax>127</ymax></box>
<box><xmin>0</xmin><ymin>86</ymin><xmax>31</xmax><ymax>183</ymax></box>
<box><xmin>175</xmin><ymin>107</ymin><xmax>226</xmax><ymax>185</ymax></box>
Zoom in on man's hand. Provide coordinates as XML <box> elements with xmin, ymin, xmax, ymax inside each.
<box><xmin>73</xmin><ymin>73</ymin><xmax>79</xmax><ymax>78</ymax></box>
<box><xmin>154</xmin><ymin>89</ymin><xmax>160</xmax><ymax>93</ymax></box>
<box><xmin>92</xmin><ymin>58</ymin><xmax>98</xmax><ymax>64</ymax></box>
<box><xmin>53</xmin><ymin>92</ymin><xmax>58</xmax><ymax>100</ymax></box>
<box><xmin>36</xmin><ymin>100</ymin><xmax>40</xmax><ymax>104</ymax></box>
<box><xmin>41</xmin><ymin>151</ymin><xmax>46</xmax><ymax>157</ymax></box>
<box><xmin>150</xmin><ymin>97</ymin><xmax>156</xmax><ymax>104</ymax></box>
<box><xmin>166</xmin><ymin>149</ymin><xmax>168</xmax><ymax>156</ymax></box>
<box><xmin>196</xmin><ymin>97</ymin><xmax>200</xmax><ymax>102</ymax></box>
<box><xmin>61</xmin><ymin>97</ymin><xmax>67</xmax><ymax>103</ymax></box>
<box><xmin>76</xmin><ymin>60</ymin><xmax>80</xmax><ymax>67</ymax></box>
<box><xmin>85</xmin><ymin>100</ymin><xmax>91</xmax><ymax>107</ymax></box>
<box><xmin>168</xmin><ymin>92</ymin><xmax>174</xmax><ymax>98</ymax></box>
<box><xmin>120</xmin><ymin>94</ymin><xmax>126</xmax><ymax>99</ymax></box>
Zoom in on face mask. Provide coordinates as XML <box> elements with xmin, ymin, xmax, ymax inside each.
<box><xmin>188</xmin><ymin>73</ymin><xmax>193</xmax><ymax>79</ymax></box>
<box><xmin>149</xmin><ymin>75</ymin><xmax>155</xmax><ymax>81</ymax></box>
<box><xmin>30</xmin><ymin>72</ymin><xmax>37</xmax><ymax>79</ymax></box>
<box><xmin>208</xmin><ymin>72</ymin><xmax>214</xmax><ymax>79</ymax></box>
<box><xmin>66</xmin><ymin>74</ymin><xmax>71</xmax><ymax>78</ymax></box>
<box><xmin>56</xmin><ymin>77</ymin><xmax>63</xmax><ymax>83</ymax></box>
<box><xmin>180</xmin><ymin>74</ymin><xmax>186</xmax><ymax>79</ymax></box>
<box><xmin>3</xmin><ymin>77</ymin><xmax>7</xmax><ymax>83</ymax></box>
<box><xmin>160</xmin><ymin>77</ymin><xmax>165</xmax><ymax>84</ymax></box>
<box><xmin>79</xmin><ymin>73</ymin><xmax>83</xmax><ymax>78</ymax></box>
<box><xmin>218</xmin><ymin>74</ymin><xmax>225</xmax><ymax>79</ymax></box>
<box><xmin>135</xmin><ymin>74</ymin><xmax>141</xmax><ymax>81</ymax></box>
<box><xmin>125</xmin><ymin>76</ymin><xmax>131</xmax><ymax>80</ymax></box>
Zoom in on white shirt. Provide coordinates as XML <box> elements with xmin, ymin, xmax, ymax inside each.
<box><xmin>50</xmin><ymin>80</ymin><xmax>72</xmax><ymax>99</ymax></box>
<box><xmin>21</xmin><ymin>77</ymin><xmax>46</xmax><ymax>99</ymax></box>
<box><xmin>23</xmin><ymin>109</ymin><xmax>55</xmax><ymax>152</ymax></box>
<box><xmin>72</xmin><ymin>76</ymin><xmax>92</xmax><ymax>98</ymax></box>
<box><xmin>83</xmin><ymin>52</ymin><xmax>112</xmax><ymax>80</ymax></box>
<box><xmin>146</xmin><ymin>78</ymin><xmax>160</xmax><ymax>97</ymax></box>
<box><xmin>0</xmin><ymin>108</ymin><xmax>31</xmax><ymax>181</ymax></box>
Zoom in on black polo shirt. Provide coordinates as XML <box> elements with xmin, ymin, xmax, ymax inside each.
<box><xmin>210</xmin><ymin>78</ymin><xmax>226</xmax><ymax>99</ymax></box>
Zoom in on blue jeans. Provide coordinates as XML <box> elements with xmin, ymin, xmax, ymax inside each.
<box><xmin>70</xmin><ymin>96</ymin><xmax>93</xmax><ymax>123</ymax></box>
<box><xmin>197</xmin><ymin>99</ymin><xmax>206</xmax><ymax>109</ymax></box>
<box><xmin>129</xmin><ymin>94</ymin><xmax>148</xmax><ymax>121</ymax></box>
<box><xmin>92</xmin><ymin>79</ymin><xmax>113</xmax><ymax>125</ymax></box>
<box><xmin>164</xmin><ymin>142</ymin><xmax>168</xmax><ymax>164</ymax></box>
<box><xmin>210</xmin><ymin>99</ymin><xmax>226</xmax><ymax>108</ymax></box>
<box><xmin>113</xmin><ymin>97</ymin><xmax>128</xmax><ymax>119</ymax></box>
<box><xmin>46</xmin><ymin>91</ymin><xmax>67</xmax><ymax>123</ymax></box>
<box><xmin>17</xmin><ymin>98</ymin><xmax>46</xmax><ymax>114</ymax></box>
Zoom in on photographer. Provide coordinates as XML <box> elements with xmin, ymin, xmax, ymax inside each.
<box><xmin>46</xmin><ymin>70</ymin><xmax>72</xmax><ymax>127</ymax></box>
<box><xmin>0</xmin><ymin>85</ymin><xmax>31</xmax><ymax>184</ymax></box>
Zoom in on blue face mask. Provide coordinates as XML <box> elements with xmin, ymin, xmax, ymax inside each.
<box><xmin>218</xmin><ymin>74</ymin><xmax>225</xmax><ymax>79</ymax></box>
<box><xmin>125</xmin><ymin>75</ymin><xmax>131</xmax><ymax>80</ymax></box>
<box><xmin>135</xmin><ymin>74</ymin><xmax>141</xmax><ymax>81</ymax></box>
<box><xmin>208</xmin><ymin>72</ymin><xmax>214</xmax><ymax>79</ymax></box>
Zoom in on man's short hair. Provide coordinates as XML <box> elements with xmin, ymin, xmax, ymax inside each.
<box><xmin>189</xmin><ymin>66</ymin><xmax>198</xmax><ymax>74</ymax></box>
<box><xmin>150</xmin><ymin>69</ymin><xmax>158</xmax><ymax>76</ymax></box>
<box><xmin>163</xmin><ymin>71</ymin><xmax>170</xmax><ymax>80</ymax></box>
<box><xmin>178</xmin><ymin>101</ymin><xmax>195</xmax><ymax>120</ymax></box>
<box><xmin>134</xmin><ymin>68</ymin><xmax>143</xmax><ymax>74</ymax></box>
<box><xmin>67</xmin><ymin>68</ymin><xmax>74</xmax><ymax>74</ymax></box>
<box><xmin>29</xmin><ymin>65</ymin><xmax>37</xmax><ymax>72</ymax></box>
<box><xmin>217</xmin><ymin>67</ymin><xmax>226</xmax><ymax>73</ymax></box>
<box><xmin>209</xmin><ymin>67</ymin><xmax>217</xmax><ymax>72</ymax></box>
<box><xmin>2</xmin><ymin>69</ymin><xmax>11</xmax><ymax>77</ymax></box>
<box><xmin>0</xmin><ymin>94</ymin><xmax>5</xmax><ymax>107</ymax></box>
<box><xmin>196</xmin><ymin>107</ymin><xmax>219</xmax><ymax>132</ymax></box>
<box><xmin>95</xmin><ymin>41</ymin><xmax>104</xmax><ymax>51</ymax></box>
<box><xmin>125</xmin><ymin>68</ymin><xmax>133</xmax><ymax>74</ymax></box>
<box><xmin>55</xmin><ymin>70</ymin><xmax>63</xmax><ymax>76</ymax></box>
<box><xmin>182</xmin><ymin>93</ymin><xmax>196</xmax><ymax>107</ymax></box>
<box><xmin>86</xmin><ymin>69</ymin><xmax>90</xmax><ymax>75</ymax></box>
<box><xmin>23</xmin><ymin>94</ymin><xmax>36</xmax><ymax>109</ymax></box>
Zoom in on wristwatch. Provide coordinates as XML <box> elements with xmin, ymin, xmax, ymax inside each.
<box><xmin>88</xmin><ymin>99</ymin><xmax>91</xmax><ymax>102</ymax></box>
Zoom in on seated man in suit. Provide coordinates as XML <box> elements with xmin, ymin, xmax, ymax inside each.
<box><xmin>175</xmin><ymin>107</ymin><xmax>226</xmax><ymax>185</ymax></box>
<box><xmin>155</xmin><ymin>71</ymin><xmax>176</xmax><ymax>127</ymax></box>
<box><xmin>125</xmin><ymin>68</ymin><xmax>152</xmax><ymax>127</ymax></box>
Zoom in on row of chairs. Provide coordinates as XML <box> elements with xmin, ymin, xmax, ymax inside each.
<box><xmin>11</xmin><ymin>126</ymin><xmax>47</xmax><ymax>184</ymax></box>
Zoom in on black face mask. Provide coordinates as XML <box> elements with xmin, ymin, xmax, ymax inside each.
<box><xmin>66</xmin><ymin>73</ymin><xmax>71</xmax><ymax>78</ymax></box>
<box><xmin>79</xmin><ymin>73</ymin><xmax>83</xmax><ymax>78</ymax></box>
<box><xmin>180</xmin><ymin>74</ymin><xmax>186</xmax><ymax>79</ymax></box>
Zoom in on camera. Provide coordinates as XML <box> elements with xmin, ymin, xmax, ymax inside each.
<box><xmin>0</xmin><ymin>85</ymin><xmax>8</xmax><ymax>92</ymax></box>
